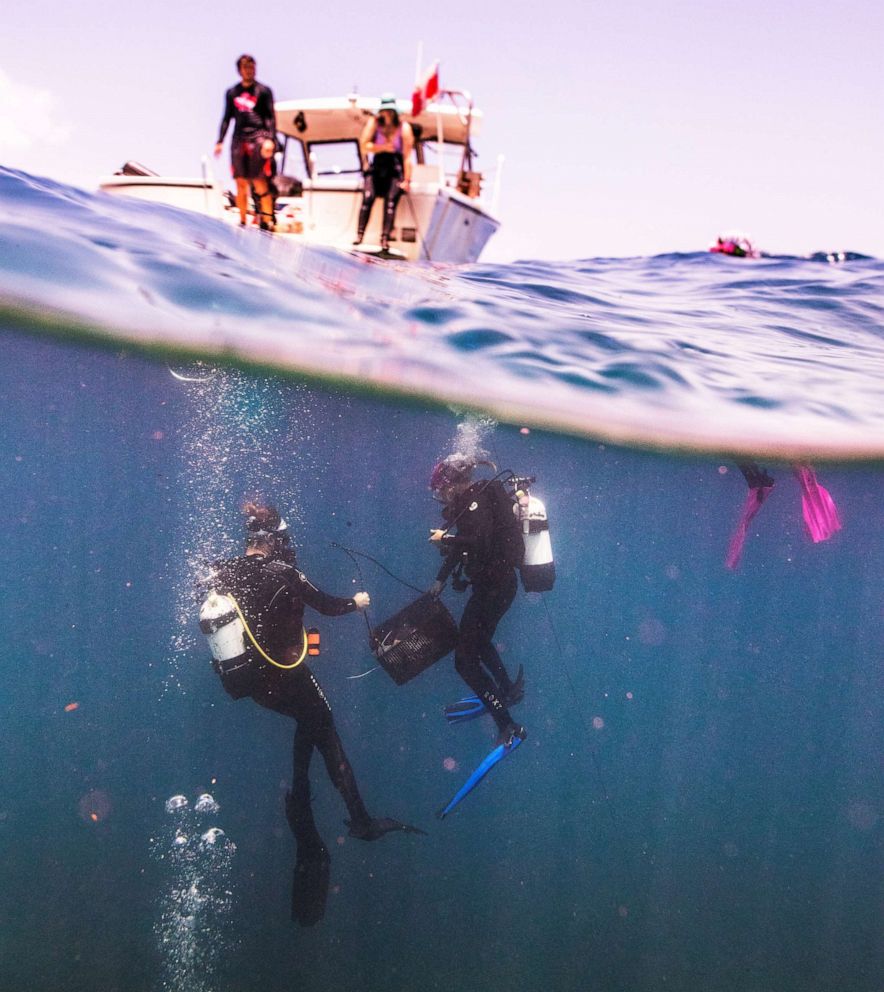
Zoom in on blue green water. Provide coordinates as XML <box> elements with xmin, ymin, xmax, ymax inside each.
<box><xmin>0</xmin><ymin>166</ymin><xmax>881</xmax><ymax>991</ymax></box>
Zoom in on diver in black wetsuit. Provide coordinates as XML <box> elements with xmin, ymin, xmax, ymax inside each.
<box><xmin>202</xmin><ymin>502</ymin><xmax>422</xmax><ymax>926</ymax></box>
<box><xmin>428</xmin><ymin>455</ymin><xmax>526</xmax><ymax>746</ymax></box>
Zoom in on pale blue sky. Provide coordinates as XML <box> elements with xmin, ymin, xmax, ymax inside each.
<box><xmin>2</xmin><ymin>0</ymin><xmax>881</xmax><ymax>261</ymax></box>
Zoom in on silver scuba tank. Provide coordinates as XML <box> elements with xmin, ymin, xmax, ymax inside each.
<box><xmin>199</xmin><ymin>591</ymin><xmax>250</xmax><ymax>675</ymax></box>
<box><xmin>515</xmin><ymin>492</ymin><xmax>556</xmax><ymax>592</ymax></box>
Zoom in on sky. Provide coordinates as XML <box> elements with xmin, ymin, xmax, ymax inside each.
<box><xmin>1</xmin><ymin>0</ymin><xmax>882</xmax><ymax>262</ymax></box>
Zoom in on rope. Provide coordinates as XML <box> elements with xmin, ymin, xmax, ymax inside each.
<box><xmin>331</xmin><ymin>542</ymin><xmax>434</xmax><ymax>682</ymax></box>
<box><xmin>329</xmin><ymin>542</ymin><xmax>379</xmax><ymax>647</ymax></box>
<box><xmin>330</xmin><ymin>542</ymin><xmax>424</xmax><ymax>596</ymax></box>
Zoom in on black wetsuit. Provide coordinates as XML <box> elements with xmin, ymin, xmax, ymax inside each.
<box><xmin>356</xmin><ymin>131</ymin><xmax>405</xmax><ymax>245</ymax></box>
<box><xmin>435</xmin><ymin>480</ymin><xmax>524</xmax><ymax>732</ymax></box>
<box><xmin>207</xmin><ymin>553</ymin><xmax>373</xmax><ymax>845</ymax></box>
<box><xmin>218</xmin><ymin>82</ymin><xmax>276</xmax><ymax>179</ymax></box>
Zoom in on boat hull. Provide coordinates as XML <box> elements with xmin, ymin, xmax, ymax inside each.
<box><xmin>99</xmin><ymin>175</ymin><xmax>227</xmax><ymax>218</ymax></box>
<box><xmin>98</xmin><ymin>177</ymin><xmax>499</xmax><ymax>264</ymax></box>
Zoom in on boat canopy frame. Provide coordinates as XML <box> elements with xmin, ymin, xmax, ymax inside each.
<box><xmin>274</xmin><ymin>91</ymin><xmax>481</xmax><ymax>192</ymax></box>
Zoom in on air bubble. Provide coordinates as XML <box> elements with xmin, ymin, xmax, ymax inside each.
<box><xmin>165</xmin><ymin>795</ymin><xmax>188</xmax><ymax>814</ymax></box>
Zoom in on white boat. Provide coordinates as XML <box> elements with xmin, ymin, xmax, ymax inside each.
<box><xmin>99</xmin><ymin>91</ymin><xmax>501</xmax><ymax>263</ymax></box>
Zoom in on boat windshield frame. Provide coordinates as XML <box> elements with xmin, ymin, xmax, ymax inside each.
<box><xmin>283</xmin><ymin>138</ymin><xmax>363</xmax><ymax>179</ymax></box>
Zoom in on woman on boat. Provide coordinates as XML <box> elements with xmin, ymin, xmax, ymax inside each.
<box><xmin>354</xmin><ymin>94</ymin><xmax>414</xmax><ymax>251</ymax></box>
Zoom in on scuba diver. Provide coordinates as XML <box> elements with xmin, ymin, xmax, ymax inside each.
<box><xmin>200</xmin><ymin>502</ymin><xmax>423</xmax><ymax>927</ymax></box>
<box><xmin>428</xmin><ymin>454</ymin><xmax>527</xmax><ymax>747</ymax></box>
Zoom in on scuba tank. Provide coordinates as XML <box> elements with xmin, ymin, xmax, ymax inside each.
<box><xmin>199</xmin><ymin>586</ymin><xmax>314</xmax><ymax>699</ymax></box>
<box><xmin>513</xmin><ymin>484</ymin><xmax>556</xmax><ymax>592</ymax></box>
<box><xmin>199</xmin><ymin>591</ymin><xmax>254</xmax><ymax>698</ymax></box>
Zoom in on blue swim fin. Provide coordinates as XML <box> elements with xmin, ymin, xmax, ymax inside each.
<box><xmin>437</xmin><ymin>731</ymin><xmax>524</xmax><ymax>819</ymax></box>
<box><xmin>443</xmin><ymin>696</ymin><xmax>486</xmax><ymax>725</ymax></box>
<box><xmin>443</xmin><ymin>666</ymin><xmax>526</xmax><ymax>725</ymax></box>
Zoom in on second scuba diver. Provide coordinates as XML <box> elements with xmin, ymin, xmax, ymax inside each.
<box><xmin>428</xmin><ymin>454</ymin><xmax>527</xmax><ymax>746</ymax></box>
<box><xmin>200</xmin><ymin>502</ymin><xmax>423</xmax><ymax>927</ymax></box>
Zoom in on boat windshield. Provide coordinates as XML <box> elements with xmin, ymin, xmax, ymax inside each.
<box><xmin>277</xmin><ymin>130</ymin><xmax>478</xmax><ymax>193</ymax></box>
<box><xmin>280</xmin><ymin>138</ymin><xmax>362</xmax><ymax>179</ymax></box>
<box><xmin>419</xmin><ymin>138</ymin><xmax>470</xmax><ymax>177</ymax></box>
<box><xmin>307</xmin><ymin>140</ymin><xmax>362</xmax><ymax>177</ymax></box>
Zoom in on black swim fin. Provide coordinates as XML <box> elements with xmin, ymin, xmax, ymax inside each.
<box><xmin>291</xmin><ymin>842</ymin><xmax>331</xmax><ymax>927</ymax></box>
<box><xmin>507</xmin><ymin>665</ymin><xmax>526</xmax><ymax>706</ymax></box>
<box><xmin>345</xmin><ymin>816</ymin><xmax>427</xmax><ymax>841</ymax></box>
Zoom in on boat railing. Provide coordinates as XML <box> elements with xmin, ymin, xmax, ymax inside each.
<box><xmin>414</xmin><ymin>88</ymin><xmax>493</xmax><ymax>203</ymax></box>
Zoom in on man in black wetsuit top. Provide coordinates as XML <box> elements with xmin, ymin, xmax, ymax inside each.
<box><xmin>428</xmin><ymin>455</ymin><xmax>526</xmax><ymax>746</ymax></box>
<box><xmin>202</xmin><ymin>502</ymin><xmax>422</xmax><ymax>927</ymax></box>
<box><xmin>214</xmin><ymin>54</ymin><xmax>277</xmax><ymax>230</ymax></box>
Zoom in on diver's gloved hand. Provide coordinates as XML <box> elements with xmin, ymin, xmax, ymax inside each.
<box><xmin>353</xmin><ymin>591</ymin><xmax>370</xmax><ymax>610</ymax></box>
<box><xmin>428</xmin><ymin>580</ymin><xmax>444</xmax><ymax>599</ymax></box>
<box><xmin>345</xmin><ymin>816</ymin><xmax>427</xmax><ymax>841</ymax></box>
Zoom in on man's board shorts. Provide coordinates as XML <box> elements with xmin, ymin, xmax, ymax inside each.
<box><xmin>231</xmin><ymin>137</ymin><xmax>273</xmax><ymax>180</ymax></box>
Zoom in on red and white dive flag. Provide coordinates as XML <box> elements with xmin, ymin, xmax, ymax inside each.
<box><xmin>412</xmin><ymin>62</ymin><xmax>440</xmax><ymax>116</ymax></box>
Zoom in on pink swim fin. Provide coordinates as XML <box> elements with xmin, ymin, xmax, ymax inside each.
<box><xmin>793</xmin><ymin>465</ymin><xmax>842</xmax><ymax>543</ymax></box>
<box><xmin>726</xmin><ymin>481</ymin><xmax>774</xmax><ymax>570</ymax></box>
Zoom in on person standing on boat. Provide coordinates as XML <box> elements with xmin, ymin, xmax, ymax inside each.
<box><xmin>214</xmin><ymin>54</ymin><xmax>277</xmax><ymax>230</ymax></box>
<box><xmin>200</xmin><ymin>502</ymin><xmax>423</xmax><ymax>926</ymax></box>
<box><xmin>354</xmin><ymin>94</ymin><xmax>414</xmax><ymax>252</ymax></box>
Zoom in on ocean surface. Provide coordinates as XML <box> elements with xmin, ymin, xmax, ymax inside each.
<box><xmin>0</xmin><ymin>165</ymin><xmax>881</xmax><ymax>992</ymax></box>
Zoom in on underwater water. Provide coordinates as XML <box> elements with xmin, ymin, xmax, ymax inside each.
<box><xmin>0</xmin><ymin>167</ymin><xmax>881</xmax><ymax>992</ymax></box>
